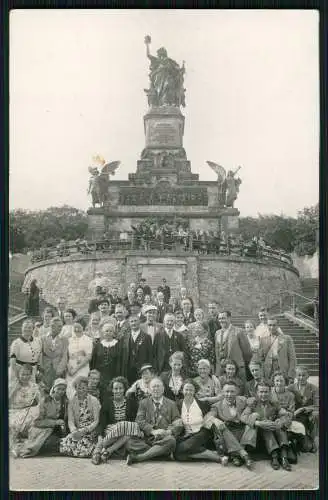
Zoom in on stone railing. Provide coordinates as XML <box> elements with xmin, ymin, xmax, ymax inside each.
<box><xmin>30</xmin><ymin>235</ymin><xmax>294</xmax><ymax>268</ymax></box>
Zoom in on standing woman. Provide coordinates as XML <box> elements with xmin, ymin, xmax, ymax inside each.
<box><xmin>18</xmin><ymin>379</ymin><xmax>68</xmax><ymax>458</ymax></box>
<box><xmin>185</xmin><ymin>322</ymin><xmax>215</xmax><ymax>378</ymax></box>
<box><xmin>40</xmin><ymin>317</ymin><xmax>68</xmax><ymax>392</ymax></box>
<box><xmin>188</xmin><ymin>308</ymin><xmax>209</xmax><ymax>341</ymax></box>
<box><xmin>66</xmin><ymin>323</ymin><xmax>93</xmax><ymax>399</ymax></box>
<box><xmin>60</xmin><ymin>376</ymin><xmax>100</xmax><ymax>458</ymax></box>
<box><xmin>9</xmin><ymin>364</ymin><xmax>41</xmax><ymax>457</ymax></box>
<box><xmin>35</xmin><ymin>308</ymin><xmax>54</xmax><ymax>338</ymax></box>
<box><xmin>91</xmin><ymin>377</ymin><xmax>142</xmax><ymax>465</ymax></box>
<box><xmin>90</xmin><ymin>321</ymin><xmax>119</xmax><ymax>395</ymax></box>
<box><xmin>60</xmin><ymin>309</ymin><xmax>78</xmax><ymax>339</ymax></box>
<box><xmin>9</xmin><ymin>319</ymin><xmax>42</xmax><ymax>383</ymax></box>
<box><xmin>24</xmin><ymin>279</ymin><xmax>40</xmax><ymax>318</ymax></box>
<box><xmin>244</xmin><ymin>320</ymin><xmax>260</xmax><ymax>361</ymax></box>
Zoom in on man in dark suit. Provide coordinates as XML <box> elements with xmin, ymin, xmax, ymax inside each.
<box><xmin>113</xmin><ymin>304</ymin><xmax>130</xmax><ymax>340</ymax></box>
<box><xmin>55</xmin><ymin>296</ymin><xmax>67</xmax><ymax>322</ymax></box>
<box><xmin>88</xmin><ymin>287</ymin><xmax>107</xmax><ymax>315</ymax></box>
<box><xmin>240</xmin><ymin>381</ymin><xmax>292</xmax><ymax>470</ymax></box>
<box><xmin>153</xmin><ymin>313</ymin><xmax>186</xmax><ymax>374</ymax></box>
<box><xmin>108</xmin><ymin>286</ymin><xmax>122</xmax><ymax>314</ymax></box>
<box><xmin>181</xmin><ymin>298</ymin><xmax>196</xmax><ymax>326</ymax></box>
<box><xmin>178</xmin><ymin>287</ymin><xmax>194</xmax><ymax>313</ymax></box>
<box><xmin>139</xmin><ymin>278</ymin><xmax>152</xmax><ymax>298</ymax></box>
<box><xmin>126</xmin><ymin>378</ymin><xmax>183</xmax><ymax>465</ymax></box>
<box><xmin>157</xmin><ymin>278</ymin><xmax>171</xmax><ymax>304</ymax></box>
<box><xmin>155</xmin><ymin>291</ymin><xmax>169</xmax><ymax>324</ymax></box>
<box><xmin>206</xmin><ymin>301</ymin><xmax>221</xmax><ymax>344</ymax></box>
<box><xmin>205</xmin><ymin>381</ymin><xmax>253</xmax><ymax>469</ymax></box>
<box><xmin>118</xmin><ymin>315</ymin><xmax>153</xmax><ymax>384</ymax></box>
<box><xmin>215</xmin><ymin>311</ymin><xmax>252</xmax><ymax>381</ymax></box>
<box><xmin>141</xmin><ymin>305</ymin><xmax>162</xmax><ymax>344</ymax></box>
<box><xmin>123</xmin><ymin>290</ymin><xmax>138</xmax><ymax>316</ymax></box>
<box><xmin>245</xmin><ymin>359</ymin><xmax>269</xmax><ymax>397</ymax></box>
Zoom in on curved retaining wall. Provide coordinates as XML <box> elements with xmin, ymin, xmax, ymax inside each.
<box><xmin>23</xmin><ymin>252</ymin><xmax>301</xmax><ymax>315</ymax></box>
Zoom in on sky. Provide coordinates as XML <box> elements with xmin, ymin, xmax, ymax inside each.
<box><xmin>9</xmin><ymin>9</ymin><xmax>319</xmax><ymax>217</ymax></box>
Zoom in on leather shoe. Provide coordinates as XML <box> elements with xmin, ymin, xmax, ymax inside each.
<box><xmin>126</xmin><ymin>454</ymin><xmax>136</xmax><ymax>466</ymax></box>
<box><xmin>91</xmin><ymin>452</ymin><xmax>101</xmax><ymax>465</ymax></box>
<box><xmin>232</xmin><ymin>456</ymin><xmax>242</xmax><ymax>467</ymax></box>
<box><xmin>245</xmin><ymin>457</ymin><xmax>254</xmax><ymax>470</ymax></box>
<box><xmin>281</xmin><ymin>457</ymin><xmax>292</xmax><ymax>471</ymax></box>
<box><xmin>271</xmin><ymin>455</ymin><xmax>280</xmax><ymax>470</ymax></box>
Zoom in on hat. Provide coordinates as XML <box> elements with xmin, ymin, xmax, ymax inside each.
<box><xmin>139</xmin><ymin>364</ymin><xmax>153</xmax><ymax>374</ymax></box>
<box><xmin>50</xmin><ymin>378</ymin><xmax>67</xmax><ymax>397</ymax></box>
<box><xmin>143</xmin><ymin>305</ymin><xmax>157</xmax><ymax>313</ymax></box>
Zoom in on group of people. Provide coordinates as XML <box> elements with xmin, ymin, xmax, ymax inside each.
<box><xmin>9</xmin><ymin>278</ymin><xmax>318</xmax><ymax>471</ymax></box>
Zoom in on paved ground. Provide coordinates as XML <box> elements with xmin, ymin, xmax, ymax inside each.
<box><xmin>10</xmin><ymin>452</ymin><xmax>319</xmax><ymax>491</ymax></box>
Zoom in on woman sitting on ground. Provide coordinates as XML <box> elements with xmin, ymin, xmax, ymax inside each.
<box><xmin>9</xmin><ymin>364</ymin><xmax>41</xmax><ymax>457</ymax></box>
<box><xmin>160</xmin><ymin>351</ymin><xmax>186</xmax><ymax>402</ymax></box>
<box><xmin>218</xmin><ymin>360</ymin><xmax>245</xmax><ymax>396</ymax></box>
<box><xmin>193</xmin><ymin>358</ymin><xmax>222</xmax><ymax>404</ymax></box>
<box><xmin>60</xmin><ymin>376</ymin><xmax>100</xmax><ymax>458</ymax></box>
<box><xmin>91</xmin><ymin>377</ymin><xmax>142</xmax><ymax>465</ymax></box>
<box><xmin>174</xmin><ymin>379</ymin><xmax>228</xmax><ymax>464</ymax></box>
<box><xmin>126</xmin><ymin>364</ymin><xmax>154</xmax><ymax>402</ymax></box>
<box><xmin>18</xmin><ymin>378</ymin><xmax>68</xmax><ymax>458</ymax></box>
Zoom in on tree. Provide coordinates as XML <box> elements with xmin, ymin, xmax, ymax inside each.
<box><xmin>294</xmin><ymin>203</ymin><xmax>319</xmax><ymax>256</ymax></box>
<box><xmin>9</xmin><ymin>206</ymin><xmax>88</xmax><ymax>253</ymax></box>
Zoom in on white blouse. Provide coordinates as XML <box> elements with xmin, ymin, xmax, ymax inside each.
<box><xmin>181</xmin><ymin>399</ymin><xmax>204</xmax><ymax>435</ymax></box>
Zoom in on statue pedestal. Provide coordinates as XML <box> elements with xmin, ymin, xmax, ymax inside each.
<box><xmin>143</xmin><ymin>106</ymin><xmax>185</xmax><ymax>151</ymax></box>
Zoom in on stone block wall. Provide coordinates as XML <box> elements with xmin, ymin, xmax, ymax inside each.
<box><xmin>23</xmin><ymin>253</ymin><xmax>300</xmax><ymax>316</ymax></box>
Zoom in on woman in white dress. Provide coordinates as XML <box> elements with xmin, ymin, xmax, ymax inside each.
<box><xmin>34</xmin><ymin>308</ymin><xmax>55</xmax><ymax>338</ymax></box>
<box><xmin>60</xmin><ymin>309</ymin><xmax>78</xmax><ymax>340</ymax></box>
<box><xmin>9</xmin><ymin>319</ymin><xmax>42</xmax><ymax>383</ymax></box>
<box><xmin>244</xmin><ymin>320</ymin><xmax>260</xmax><ymax>356</ymax></box>
<box><xmin>66</xmin><ymin>323</ymin><xmax>93</xmax><ymax>399</ymax></box>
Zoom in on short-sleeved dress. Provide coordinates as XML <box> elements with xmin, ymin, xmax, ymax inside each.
<box><xmin>9</xmin><ymin>336</ymin><xmax>42</xmax><ymax>382</ymax></box>
<box><xmin>193</xmin><ymin>375</ymin><xmax>222</xmax><ymax>399</ymax></box>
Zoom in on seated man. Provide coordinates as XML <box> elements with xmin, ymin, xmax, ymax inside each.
<box><xmin>240</xmin><ymin>381</ymin><xmax>293</xmax><ymax>471</ymax></box>
<box><xmin>287</xmin><ymin>365</ymin><xmax>319</xmax><ymax>452</ymax></box>
<box><xmin>204</xmin><ymin>382</ymin><xmax>253</xmax><ymax>469</ymax></box>
<box><xmin>126</xmin><ymin>378</ymin><xmax>183</xmax><ymax>465</ymax></box>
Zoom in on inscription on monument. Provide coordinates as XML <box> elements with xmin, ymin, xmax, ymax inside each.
<box><xmin>146</xmin><ymin>119</ymin><xmax>181</xmax><ymax>148</ymax></box>
<box><xmin>119</xmin><ymin>186</ymin><xmax>208</xmax><ymax>206</ymax></box>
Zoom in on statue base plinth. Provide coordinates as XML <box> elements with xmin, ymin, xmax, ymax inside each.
<box><xmin>144</xmin><ymin>106</ymin><xmax>185</xmax><ymax>150</ymax></box>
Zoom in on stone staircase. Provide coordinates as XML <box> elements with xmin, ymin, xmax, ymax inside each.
<box><xmin>233</xmin><ymin>315</ymin><xmax>319</xmax><ymax>376</ymax></box>
<box><xmin>301</xmin><ymin>278</ymin><xmax>319</xmax><ymax>299</ymax></box>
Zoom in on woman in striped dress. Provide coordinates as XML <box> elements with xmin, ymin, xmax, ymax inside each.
<box><xmin>91</xmin><ymin>377</ymin><xmax>143</xmax><ymax>465</ymax></box>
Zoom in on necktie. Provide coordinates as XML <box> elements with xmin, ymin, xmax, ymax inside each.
<box><xmin>154</xmin><ymin>402</ymin><xmax>161</xmax><ymax>424</ymax></box>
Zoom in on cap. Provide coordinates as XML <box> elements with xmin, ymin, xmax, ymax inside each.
<box><xmin>143</xmin><ymin>305</ymin><xmax>158</xmax><ymax>313</ymax></box>
<box><xmin>139</xmin><ymin>364</ymin><xmax>153</xmax><ymax>374</ymax></box>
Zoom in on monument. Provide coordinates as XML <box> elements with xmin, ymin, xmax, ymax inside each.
<box><xmin>87</xmin><ymin>36</ymin><xmax>241</xmax><ymax>239</ymax></box>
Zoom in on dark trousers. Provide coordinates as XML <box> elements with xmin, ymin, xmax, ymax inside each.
<box><xmin>258</xmin><ymin>429</ymin><xmax>289</xmax><ymax>455</ymax></box>
<box><xmin>126</xmin><ymin>435</ymin><xmax>176</xmax><ymax>457</ymax></box>
<box><xmin>174</xmin><ymin>428</ymin><xmax>211</xmax><ymax>460</ymax></box>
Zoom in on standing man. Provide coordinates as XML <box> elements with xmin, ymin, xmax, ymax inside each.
<box><xmin>157</xmin><ymin>278</ymin><xmax>171</xmax><ymax>304</ymax></box>
<box><xmin>215</xmin><ymin>311</ymin><xmax>252</xmax><ymax>381</ymax></box>
<box><xmin>141</xmin><ymin>305</ymin><xmax>162</xmax><ymax>344</ymax></box>
<box><xmin>88</xmin><ymin>287</ymin><xmax>106</xmax><ymax>315</ymax></box>
<box><xmin>207</xmin><ymin>301</ymin><xmax>221</xmax><ymax>344</ymax></box>
<box><xmin>98</xmin><ymin>298</ymin><xmax>113</xmax><ymax>328</ymax></box>
<box><xmin>139</xmin><ymin>278</ymin><xmax>152</xmax><ymax>298</ymax></box>
<box><xmin>113</xmin><ymin>304</ymin><xmax>130</xmax><ymax>340</ymax></box>
<box><xmin>181</xmin><ymin>299</ymin><xmax>196</xmax><ymax>326</ymax></box>
<box><xmin>55</xmin><ymin>297</ymin><xmax>67</xmax><ymax>323</ymax></box>
<box><xmin>153</xmin><ymin>313</ymin><xmax>186</xmax><ymax>374</ymax></box>
<box><xmin>259</xmin><ymin>317</ymin><xmax>296</xmax><ymax>384</ymax></box>
<box><xmin>178</xmin><ymin>287</ymin><xmax>194</xmax><ymax>313</ymax></box>
<box><xmin>119</xmin><ymin>315</ymin><xmax>153</xmax><ymax>384</ymax></box>
<box><xmin>126</xmin><ymin>378</ymin><xmax>182</xmax><ymax>465</ymax></box>
<box><xmin>108</xmin><ymin>286</ymin><xmax>122</xmax><ymax>314</ymax></box>
<box><xmin>155</xmin><ymin>292</ymin><xmax>169</xmax><ymax>324</ymax></box>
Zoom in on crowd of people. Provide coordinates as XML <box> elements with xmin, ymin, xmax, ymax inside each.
<box><xmin>30</xmin><ymin>227</ymin><xmax>293</xmax><ymax>267</ymax></box>
<box><xmin>9</xmin><ymin>277</ymin><xmax>318</xmax><ymax>471</ymax></box>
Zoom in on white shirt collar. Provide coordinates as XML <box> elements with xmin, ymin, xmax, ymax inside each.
<box><xmin>131</xmin><ymin>330</ymin><xmax>141</xmax><ymax>340</ymax></box>
<box><xmin>152</xmin><ymin>397</ymin><xmax>164</xmax><ymax>406</ymax></box>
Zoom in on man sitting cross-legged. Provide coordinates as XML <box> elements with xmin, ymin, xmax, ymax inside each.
<box><xmin>126</xmin><ymin>378</ymin><xmax>183</xmax><ymax>465</ymax></box>
<box><xmin>204</xmin><ymin>382</ymin><xmax>254</xmax><ymax>470</ymax></box>
<box><xmin>240</xmin><ymin>381</ymin><xmax>293</xmax><ymax>471</ymax></box>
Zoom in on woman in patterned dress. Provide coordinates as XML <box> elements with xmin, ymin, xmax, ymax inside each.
<box><xmin>59</xmin><ymin>376</ymin><xmax>100</xmax><ymax>457</ymax></box>
<box><xmin>66</xmin><ymin>323</ymin><xmax>93</xmax><ymax>399</ymax></box>
<box><xmin>193</xmin><ymin>358</ymin><xmax>222</xmax><ymax>404</ymax></box>
<box><xmin>188</xmin><ymin>308</ymin><xmax>209</xmax><ymax>341</ymax></box>
<box><xmin>9</xmin><ymin>364</ymin><xmax>41</xmax><ymax>457</ymax></box>
<box><xmin>18</xmin><ymin>378</ymin><xmax>68</xmax><ymax>458</ymax></box>
<box><xmin>185</xmin><ymin>322</ymin><xmax>215</xmax><ymax>378</ymax></box>
<box><xmin>9</xmin><ymin>319</ymin><xmax>42</xmax><ymax>383</ymax></box>
<box><xmin>126</xmin><ymin>364</ymin><xmax>154</xmax><ymax>402</ymax></box>
<box><xmin>160</xmin><ymin>351</ymin><xmax>186</xmax><ymax>402</ymax></box>
<box><xmin>91</xmin><ymin>377</ymin><xmax>142</xmax><ymax>465</ymax></box>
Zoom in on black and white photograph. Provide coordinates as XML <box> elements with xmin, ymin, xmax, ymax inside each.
<box><xmin>8</xmin><ymin>9</ymin><xmax>319</xmax><ymax>490</ymax></box>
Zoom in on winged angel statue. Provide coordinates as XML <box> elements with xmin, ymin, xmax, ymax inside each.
<box><xmin>88</xmin><ymin>155</ymin><xmax>121</xmax><ymax>207</ymax></box>
<box><xmin>206</xmin><ymin>161</ymin><xmax>242</xmax><ymax>208</ymax></box>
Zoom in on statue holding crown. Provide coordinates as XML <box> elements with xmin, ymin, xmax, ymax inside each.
<box><xmin>144</xmin><ymin>35</ymin><xmax>186</xmax><ymax>108</ymax></box>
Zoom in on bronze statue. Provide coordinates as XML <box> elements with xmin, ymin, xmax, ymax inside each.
<box><xmin>144</xmin><ymin>35</ymin><xmax>186</xmax><ymax>108</ymax></box>
<box><xmin>206</xmin><ymin>162</ymin><xmax>242</xmax><ymax>208</ymax></box>
<box><xmin>87</xmin><ymin>156</ymin><xmax>121</xmax><ymax>207</ymax></box>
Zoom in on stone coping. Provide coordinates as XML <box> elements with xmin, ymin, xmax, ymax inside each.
<box><xmin>25</xmin><ymin>251</ymin><xmax>300</xmax><ymax>277</ymax></box>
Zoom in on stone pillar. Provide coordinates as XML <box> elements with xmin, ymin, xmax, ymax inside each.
<box><xmin>143</xmin><ymin>106</ymin><xmax>185</xmax><ymax>151</ymax></box>
<box><xmin>87</xmin><ymin>213</ymin><xmax>106</xmax><ymax>240</ymax></box>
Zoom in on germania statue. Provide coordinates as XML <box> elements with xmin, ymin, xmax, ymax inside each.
<box><xmin>144</xmin><ymin>35</ymin><xmax>186</xmax><ymax>108</ymax></box>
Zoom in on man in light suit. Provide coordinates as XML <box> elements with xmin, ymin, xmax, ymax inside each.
<box><xmin>126</xmin><ymin>378</ymin><xmax>183</xmax><ymax>465</ymax></box>
<box><xmin>141</xmin><ymin>305</ymin><xmax>162</xmax><ymax>345</ymax></box>
<box><xmin>204</xmin><ymin>382</ymin><xmax>253</xmax><ymax>469</ymax></box>
<box><xmin>258</xmin><ymin>317</ymin><xmax>296</xmax><ymax>384</ymax></box>
<box><xmin>153</xmin><ymin>313</ymin><xmax>186</xmax><ymax>374</ymax></box>
<box><xmin>215</xmin><ymin>311</ymin><xmax>252</xmax><ymax>381</ymax></box>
